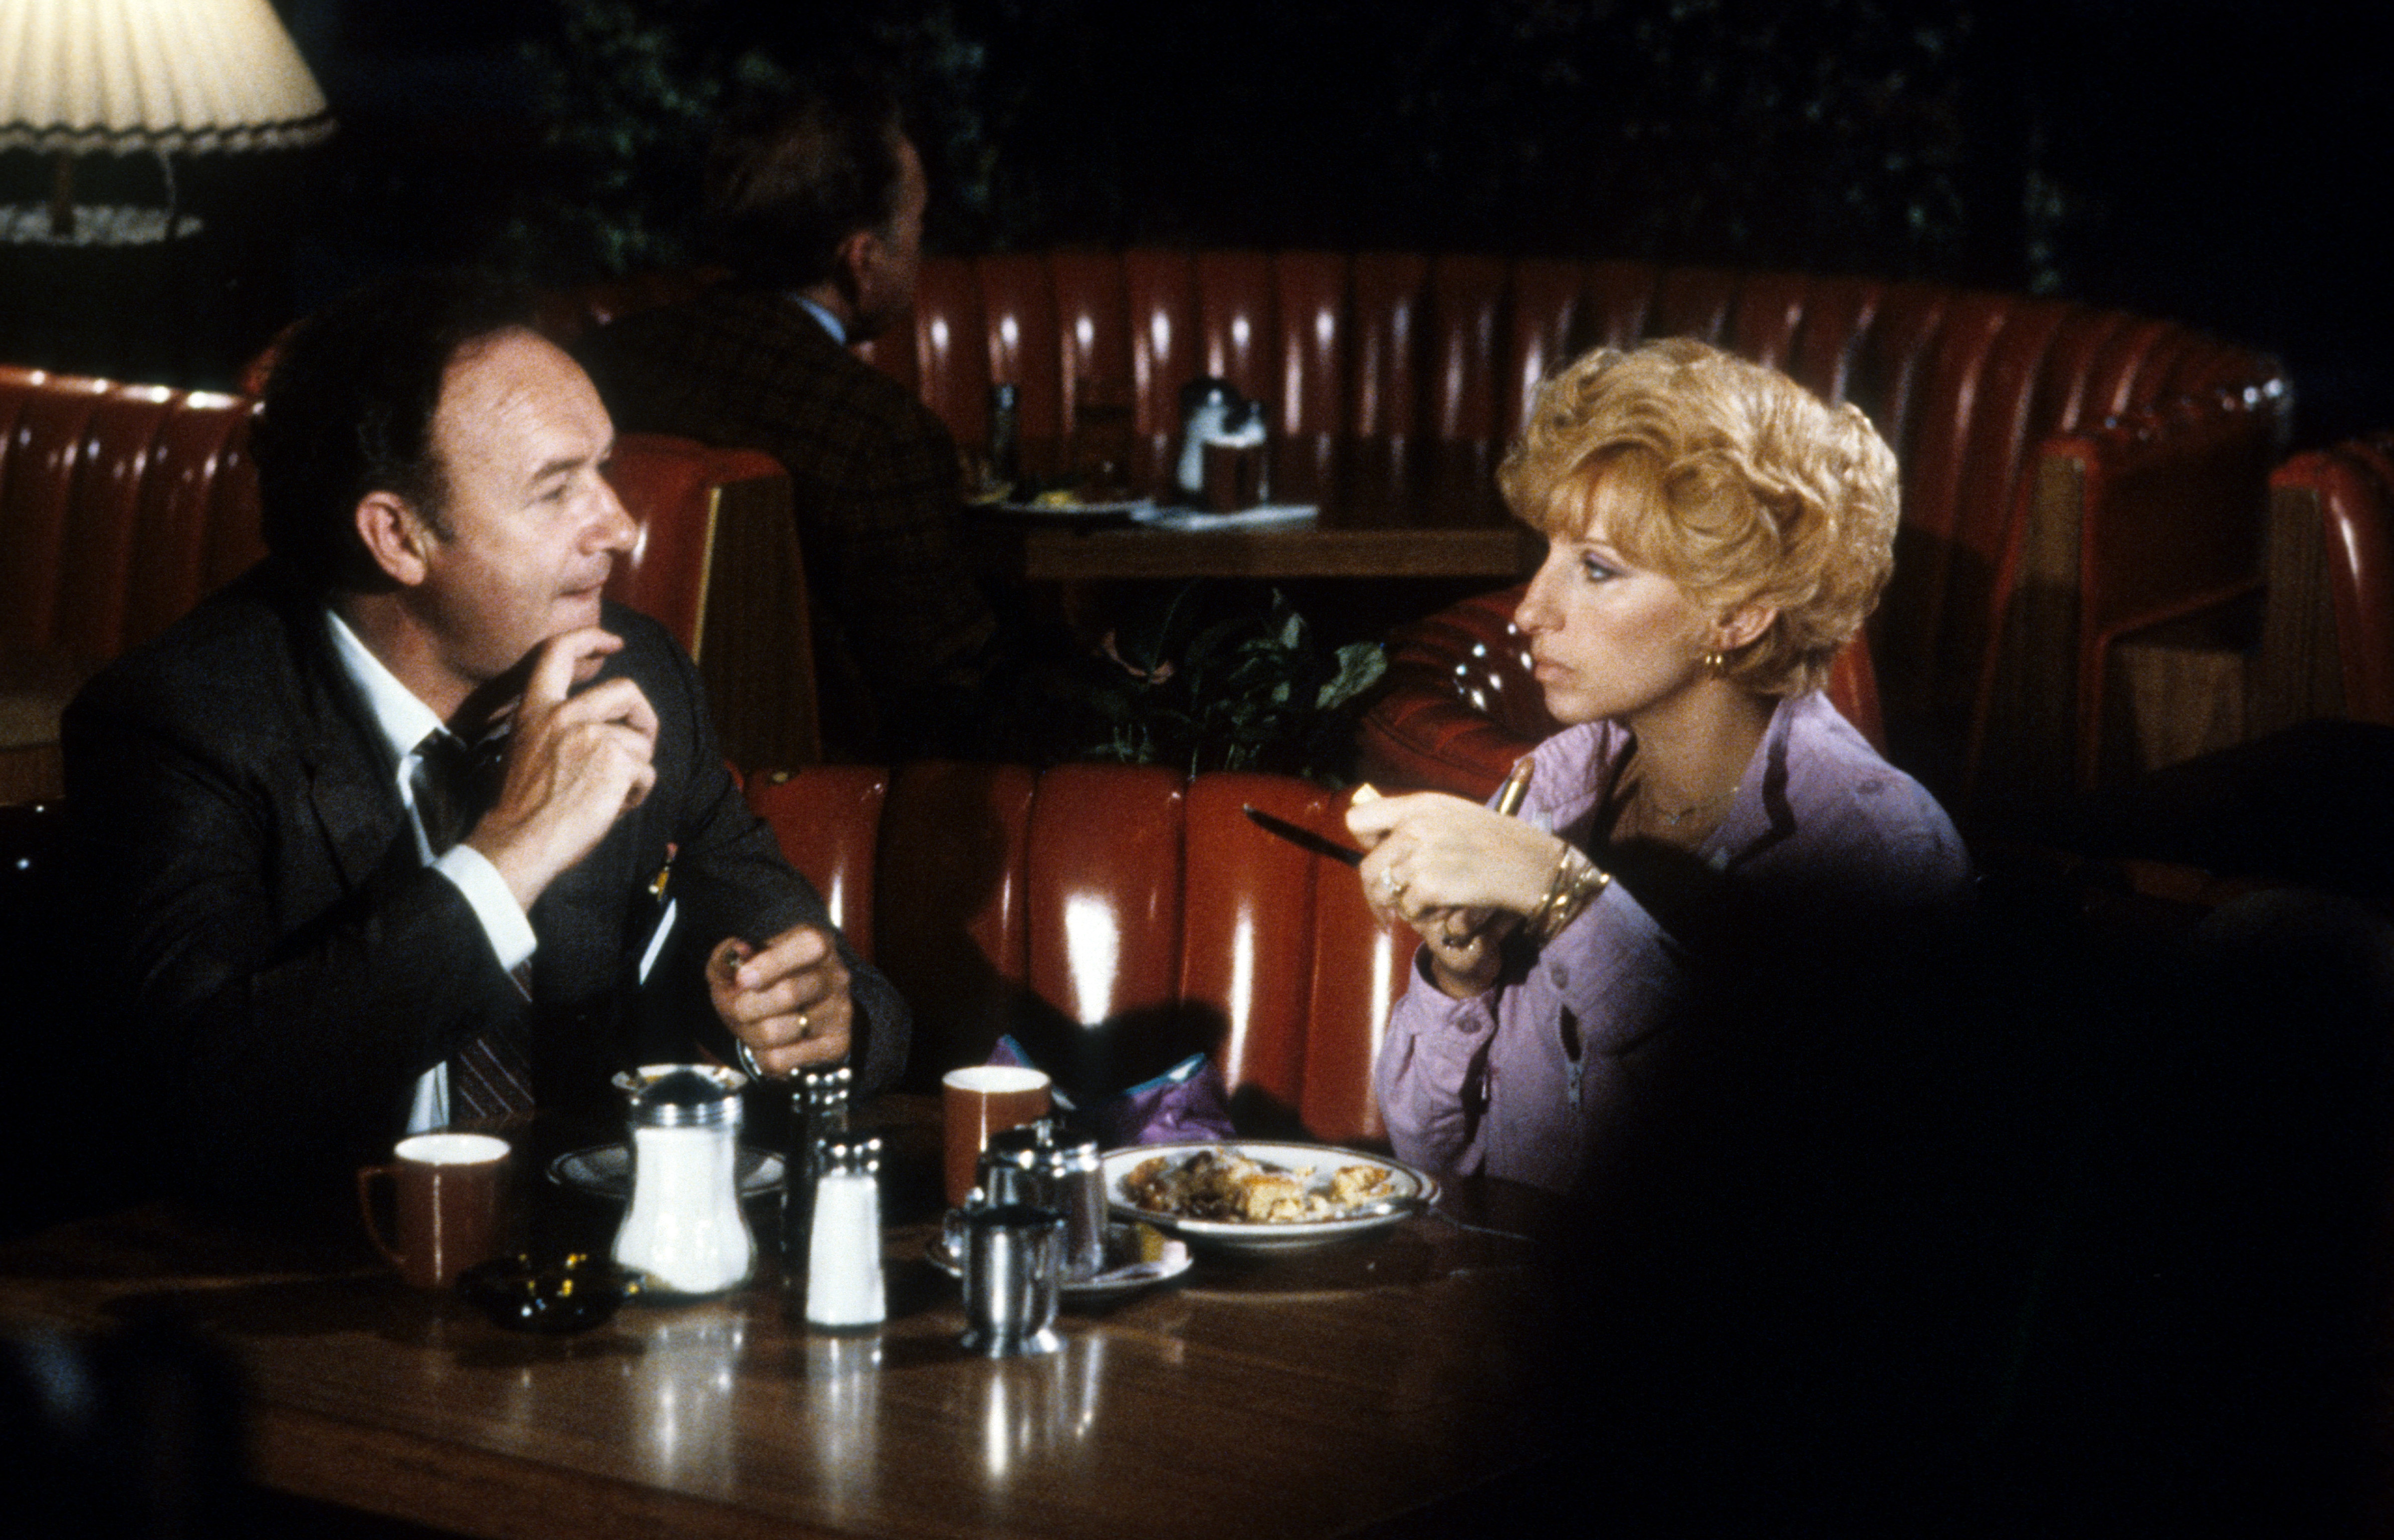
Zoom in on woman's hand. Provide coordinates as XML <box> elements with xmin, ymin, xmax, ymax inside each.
<box><xmin>1347</xmin><ymin>788</ymin><xmax>1567</xmax><ymax>998</ymax></box>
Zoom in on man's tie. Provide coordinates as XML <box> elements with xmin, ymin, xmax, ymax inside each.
<box><xmin>411</xmin><ymin>730</ymin><xmax>535</xmax><ymax>1119</ymax></box>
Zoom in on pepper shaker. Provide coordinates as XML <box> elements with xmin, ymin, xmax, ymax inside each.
<box><xmin>781</xmin><ymin>1065</ymin><xmax>851</xmax><ymax>1277</ymax></box>
<box><xmin>805</xmin><ymin>1136</ymin><xmax>885</xmax><ymax>1331</ymax></box>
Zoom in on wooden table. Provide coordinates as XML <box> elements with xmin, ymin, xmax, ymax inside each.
<box><xmin>0</xmin><ymin>1098</ymin><xmax>1564</xmax><ymax>1540</ymax></box>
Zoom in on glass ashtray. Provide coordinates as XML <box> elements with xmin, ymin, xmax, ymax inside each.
<box><xmin>457</xmin><ymin>1252</ymin><xmax>641</xmax><ymax>1334</ymax></box>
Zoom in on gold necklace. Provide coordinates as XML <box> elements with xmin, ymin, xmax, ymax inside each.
<box><xmin>1640</xmin><ymin>780</ymin><xmax>1730</xmax><ymax>830</ymax></box>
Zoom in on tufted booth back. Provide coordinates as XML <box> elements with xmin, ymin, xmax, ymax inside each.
<box><xmin>745</xmin><ymin>760</ymin><xmax>1415</xmax><ymax>1146</ymax></box>
<box><xmin>549</xmin><ymin>253</ymin><xmax>2290</xmax><ymax>802</ymax></box>
<box><xmin>0</xmin><ymin>366</ymin><xmax>817</xmax><ymax>795</ymax></box>
<box><xmin>1</xmin><ymin>367</ymin><xmax>262</xmax><ymax>663</ymax></box>
<box><xmin>2254</xmin><ymin>430</ymin><xmax>2394</xmax><ymax>732</ymax></box>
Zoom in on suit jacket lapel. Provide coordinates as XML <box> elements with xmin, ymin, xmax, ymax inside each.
<box><xmin>270</xmin><ymin>584</ymin><xmax>412</xmax><ymax>894</ymax></box>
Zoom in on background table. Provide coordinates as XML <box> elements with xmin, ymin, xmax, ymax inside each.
<box><xmin>0</xmin><ymin>1096</ymin><xmax>1564</xmax><ymax>1540</ymax></box>
<box><xmin>1006</xmin><ymin>517</ymin><xmax>1539</xmax><ymax>582</ymax></box>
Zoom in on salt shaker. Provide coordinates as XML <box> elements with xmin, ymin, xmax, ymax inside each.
<box><xmin>612</xmin><ymin>1065</ymin><xmax>755</xmax><ymax>1295</ymax></box>
<box><xmin>805</xmin><ymin>1136</ymin><xmax>886</xmax><ymax>1331</ymax></box>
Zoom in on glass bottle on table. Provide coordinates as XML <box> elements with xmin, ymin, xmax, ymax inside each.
<box><xmin>986</xmin><ymin>382</ymin><xmax>1022</xmax><ymax>498</ymax></box>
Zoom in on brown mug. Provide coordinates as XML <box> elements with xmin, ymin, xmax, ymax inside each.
<box><xmin>1202</xmin><ymin>441</ymin><xmax>1266</xmax><ymax>512</ymax></box>
<box><xmin>941</xmin><ymin>1066</ymin><xmax>1052</xmax><ymax>1208</ymax></box>
<box><xmin>356</xmin><ymin>1132</ymin><xmax>511</xmax><ymax>1289</ymax></box>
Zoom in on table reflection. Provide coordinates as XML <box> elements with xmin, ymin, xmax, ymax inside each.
<box><xmin>959</xmin><ymin>1332</ymin><xmax>1107</xmax><ymax>1479</ymax></box>
<box><xmin>623</xmin><ymin>1312</ymin><xmax>748</xmax><ymax>1490</ymax></box>
<box><xmin>800</xmin><ymin>1332</ymin><xmax>882</xmax><ymax>1517</ymax></box>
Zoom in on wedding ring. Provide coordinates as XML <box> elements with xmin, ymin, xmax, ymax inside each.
<box><xmin>1382</xmin><ymin>870</ymin><xmax>1406</xmax><ymax>900</ymax></box>
<box><xmin>793</xmin><ymin>1011</ymin><xmax>811</xmax><ymax>1041</ymax></box>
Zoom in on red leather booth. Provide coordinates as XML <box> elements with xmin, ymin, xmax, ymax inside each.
<box><xmin>0</xmin><ymin>365</ymin><xmax>816</xmax><ymax>799</ymax></box>
<box><xmin>1357</xmin><ymin>583</ymin><xmax>1888</xmax><ymax>799</ymax></box>
<box><xmin>2254</xmin><ymin>430</ymin><xmax>2394</xmax><ymax>732</ymax></box>
<box><xmin>746</xmin><ymin>760</ymin><xmax>1414</xmax><ymax>1146</ymax></box>
<box><xmin>552</xmin><ymin>252</ymin><xmax>2290</xmax><ymax>808</ymax></box>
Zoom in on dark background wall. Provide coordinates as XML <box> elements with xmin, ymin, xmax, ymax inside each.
<box><xmin>4</xmin><ymin>0</ymin><xmax>2383</xmax><ymax>450</ymax></box>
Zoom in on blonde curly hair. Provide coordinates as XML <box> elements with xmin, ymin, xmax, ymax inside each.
<box><xmin>1498</xmin><ymin>337</ymin><xmax>1900</xmax><ymax>697</ymax></box>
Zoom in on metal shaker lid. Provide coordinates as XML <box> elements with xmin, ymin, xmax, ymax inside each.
<box><xmin>1035</xmin><ymin>1131</ymin><xmax>1102</xmax><ymax>1174</ymax></box>
<box><xmin>625</xmin><ymin>1065</ymin><xmax>744</xmax><ymax>1129</ymax></box>
<box><xmin>820</xmin><ymin>1136</ymin><xmax>882</xmax><ymax>1175</ymax></box>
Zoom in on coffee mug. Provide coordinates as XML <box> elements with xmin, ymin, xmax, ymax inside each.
<box><xmin>356</xmin><ymin>1132</ymin><xmax>511</xmax><ymax>1289</ymax></box>
<box><xmin>1202</xmin><ymin>441</ymin><xmax>1266</xmax><ymax>512</ymax></box>
<box><xmin>941</xmin><ymin>1065</ymin><xmax>1051</xmax><ymax>1208</ymax></box>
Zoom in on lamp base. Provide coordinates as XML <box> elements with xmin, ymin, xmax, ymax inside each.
<box><xmin>1</xmin><ymin>203</ymin><xmax>203</xmax><ymax>248</ymax></box>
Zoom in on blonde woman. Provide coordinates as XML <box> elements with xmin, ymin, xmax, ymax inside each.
<box><xmin>1351</xmin><ymin>338</ymin><xmax>1969</xmax><ymax>1192</ymax></box>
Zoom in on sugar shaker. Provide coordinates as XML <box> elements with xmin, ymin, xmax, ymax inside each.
<box><xmin>612</xmin><ymin>1065</ymin><xmax>755</xmax><ymax>1295</ymax></box>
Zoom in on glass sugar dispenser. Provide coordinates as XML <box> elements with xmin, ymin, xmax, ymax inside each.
<box><xmin>611</xmin><ymin>1064</ymin><xmax>756</xmax><ymax>1295</ymax></box>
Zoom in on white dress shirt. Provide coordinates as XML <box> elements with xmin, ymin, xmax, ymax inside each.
<box><xmin>326</xmin><ymin>609</ymin><xmax>537</xmax><ymax>1131</ymax></box>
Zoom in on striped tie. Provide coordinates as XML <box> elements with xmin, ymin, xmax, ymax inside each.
<box><xmin>411</xmin><ymin>731</ymin><xmax>535</xmax><ymax>1118</ymax></box>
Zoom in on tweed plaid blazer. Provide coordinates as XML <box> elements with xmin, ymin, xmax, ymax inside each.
<box><xmin>580</xmin><ymin>289</ymin><xmax>1001</xmax><ymax>756</ymax></box>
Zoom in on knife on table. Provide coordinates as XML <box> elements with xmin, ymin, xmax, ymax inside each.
<box><xmin>1241</xmin><ymin>805</ymin><xmax>1364</xmax><ymax>865</ymax></box>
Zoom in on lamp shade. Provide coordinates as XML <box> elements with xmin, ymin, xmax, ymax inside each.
<box><xmin>0</xmin><ymin>0</ymin><xmax>332</xmax><ymax>155</ymax></box>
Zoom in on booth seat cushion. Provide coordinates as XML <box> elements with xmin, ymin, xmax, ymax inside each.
<box><xmin>2255</xmin><ymin>430</ymin><xmax>2394</xmax><ymax>731</ymax></box>
<box><xmin>745</xmin><ymin>760</ymin><xmax>1415</xmax><ymax>1146</ymax></box>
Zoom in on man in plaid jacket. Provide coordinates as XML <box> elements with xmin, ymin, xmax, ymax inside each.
<box><xmin>580</xmin><ymin>74</ymin><xmax>1009</xmax><ymax>759</ymax></box>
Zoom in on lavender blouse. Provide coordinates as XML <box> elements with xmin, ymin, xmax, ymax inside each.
<box><xmin>1373</xmin><ymin>691</ymin><xmax>1970</xmax><ymax>1193</ymax></box>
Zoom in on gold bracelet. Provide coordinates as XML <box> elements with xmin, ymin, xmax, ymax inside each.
<box><xmin>1528</xmin><ymin>843</ymin><xmax>1610</xmax><ymax>944</ymax></box>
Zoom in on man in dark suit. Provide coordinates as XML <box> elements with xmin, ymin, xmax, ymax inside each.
<box><xmin>64</xmin><ymin>273</ymin><xmax>906</xmax><ymax>1213</ymax></box>
<box><xmin>578</xmin><ymin>75</ymin><xmax>1014</xmax><ymax>760</ymax></box>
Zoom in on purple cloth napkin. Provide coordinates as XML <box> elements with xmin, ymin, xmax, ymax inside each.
<box><xmin>988</xmin><ymin>1036</ymin><xmax>1236</xmax><ymax>1146</ymax></box>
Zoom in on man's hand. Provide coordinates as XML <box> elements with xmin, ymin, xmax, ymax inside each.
<box><xmin>469</xmin><ymin>628</ymin><xmax>660</xmax><ymax>911</ymax></box>
<box><xmin>708</xmin><ymin>926</ymin><xmax>854</xmax><ymax>1078</ymax></box>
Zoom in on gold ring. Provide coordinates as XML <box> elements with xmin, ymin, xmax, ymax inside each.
<box><xmin>793</xmin><ymin>1011</ymin><xmax>811</xmax><ymax>1041</ymax></box>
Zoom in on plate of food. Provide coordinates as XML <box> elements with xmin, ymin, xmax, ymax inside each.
<box><xmin>925</xmin><ymin>1221</ymin><xmax>1194</xmax><ymax>1300</ymax></box>
<box><xmin>1105</xmin><ymin>1141</ymin><xmax>1438</xmax><ymax>1253</ymax></box>
<box><xmin>979</xmin><ymin>491</ymin><xmax>1154</xmax><ymax>522</ymax></box>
